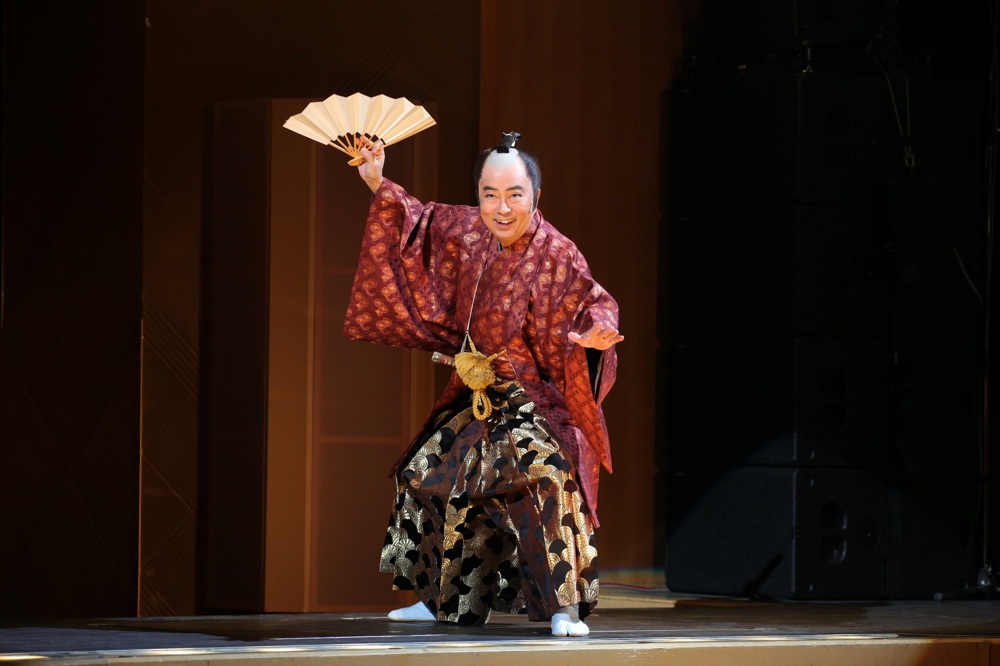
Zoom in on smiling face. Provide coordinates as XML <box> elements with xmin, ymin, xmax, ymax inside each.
<box><xmin>477</xmin><ymin>151</ymin><xmax>540</xmax><ymax>247</ymax></box>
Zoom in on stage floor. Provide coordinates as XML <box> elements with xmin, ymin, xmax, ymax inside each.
<box><xmin>4</xmin><ymin>587</ymin><xmax>1000</xmax><ymax>665</ymax></box>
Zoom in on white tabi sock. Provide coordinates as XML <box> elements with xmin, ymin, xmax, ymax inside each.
<box><xmin>550</xmin><ymin>603</ymin><xmax>589</xmax><ymax>637</ymax></box>
<box><xmin>387</xmin><ymin>600</ymin><xmax>436</xmax><ymax>622</ymax></box>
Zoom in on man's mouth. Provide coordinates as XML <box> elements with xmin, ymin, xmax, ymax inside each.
<box><xmin>494</xmin><ymin>219</ymin><xmax>514</xmax><ymax>228</ymax></box>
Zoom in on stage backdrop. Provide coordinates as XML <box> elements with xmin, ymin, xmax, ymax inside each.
<box><xmin>141</xmin><ymin>0</ymin><xmax>683</xmax><ymax>614</ymax></box>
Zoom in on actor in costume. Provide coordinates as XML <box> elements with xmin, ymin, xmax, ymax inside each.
<box><xmin>345</xmin><ymin>133</ymin><xmax>622</xmax><ymax>637</ymax></box>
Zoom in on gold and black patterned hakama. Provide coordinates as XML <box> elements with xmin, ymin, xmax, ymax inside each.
<box><xmin>379</xmin><ymin>382</ymin><xmax>599</xmax><ymax>624</ymax></box>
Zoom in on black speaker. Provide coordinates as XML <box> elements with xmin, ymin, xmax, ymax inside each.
<box><xmin>666</xmin><ymin>465</ymin><xmax>979</xmax><ymax>599</ymax></box>
<box><xmin>888</xmin><ymin>339</ymin><xmax>982</xmax><ymax>471</ymax></box>
<box><xmin>668</xmin><ymin>337</ymin><xmax>889</xmax><ymax>468</ymax></box>
<box><xmin>663</xmin><ymin>51</ymin><xmax>988</xmax><ymax>603</ymax></box>
<box><xmin>666</xmin><ymin>466</ymin><xmax>889</xmax><ymax>599</ymax></box>
<box><xmin>887</xmin><ymin>181</ymin><xmax>985</xmax><ymax>341</ymax></box>
<box><xmin>668</xmin><ymin>337</ymin><xmax>980</xmax><ymax>471</ymax></box>
<box><xmin>887</xmin><ymin>471</ymin><xmax>979</xmax><ymax>599</ymax></box>
<box><xmin>669</xmin><ymin>205</ymin><xmax>890</xmax><ymax>340</ymax></box>
<box><xmin>672</xmin><ymin>74</ymin><xmax>890</xmax><ymax>208</ymax></box>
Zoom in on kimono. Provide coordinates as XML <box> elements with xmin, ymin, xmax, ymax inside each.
<box><xmin>343</xmin><ymin>178</ymin><xmax>619</xmax><ymax>623</ymax></box>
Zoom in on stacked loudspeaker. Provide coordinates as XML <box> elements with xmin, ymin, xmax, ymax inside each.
<box><xmin>663</xmin><ymin>0</ymin><xmax>988</xmax><ymax>599</ymax></box>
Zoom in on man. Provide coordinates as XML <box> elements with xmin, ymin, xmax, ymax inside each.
<box><xmin>345</xmin><ymin>133</ymin><xmax>622</xmax><ymax>637</ymax></box>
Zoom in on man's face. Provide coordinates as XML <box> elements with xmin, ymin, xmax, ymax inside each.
<box><xmin>478</xmin><ymin>152</ymin><xmax>537</xmax><ymax>247</ymax></box>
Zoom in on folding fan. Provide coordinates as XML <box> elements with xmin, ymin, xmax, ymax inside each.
<box><xmin>283</xmin><ymin>92</ymin><xmax>436</xmax><ymax>165</ymax></box>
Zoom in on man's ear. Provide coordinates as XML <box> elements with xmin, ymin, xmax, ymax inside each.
<box><xmin>534</xmin><ymin>188</ymin><xmax>542</xmax><ymax>209</ymax></box>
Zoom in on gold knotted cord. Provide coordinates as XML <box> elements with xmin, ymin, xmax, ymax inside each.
<box><xmin>454</xmin><ymin>336</ymin><xmax>506</xmax><ymax>420</ymax></box>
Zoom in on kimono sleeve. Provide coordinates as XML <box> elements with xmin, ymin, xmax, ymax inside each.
<box><xmin>533</xmin><ymin>239</ymin><xmax>619</xmax><ymax>474</ymax></box>
<box><xmin>563</xmin><ymin>268</ymin><xmax>619</xmax><ymax>474</ymax></box>
<box><xmin>342</xmin><ymin>179</ymin><xmax>466</xmax><ymax>352</ymax></box>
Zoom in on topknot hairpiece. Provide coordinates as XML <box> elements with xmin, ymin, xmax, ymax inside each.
<box><xmin>495</xmin><ymin>131</ymin><xmax>522</xmax><ymax>153</ymax></box>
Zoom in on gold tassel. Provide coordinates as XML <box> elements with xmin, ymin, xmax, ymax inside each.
<box><xmin>454</xmin><ymin>337</ymin><xmax>505</xmax><ymax>420</ymax></box>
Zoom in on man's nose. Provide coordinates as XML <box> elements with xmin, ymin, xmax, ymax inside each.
<box><xmin>498</xmin><ymin>198</ymin><xmax>511</xmax><ymax>213</ymax></box>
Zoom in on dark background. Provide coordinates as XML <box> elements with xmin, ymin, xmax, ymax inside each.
<box><xmin>664</xmin><ymin>0</ymin><xmax>999</xmax><ymax>600</ymax></box>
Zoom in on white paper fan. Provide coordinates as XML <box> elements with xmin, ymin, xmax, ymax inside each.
<box><xmin>283</xmin><ymin>92</ymin><xmax>436</xmax><ymax>165</ymax></box>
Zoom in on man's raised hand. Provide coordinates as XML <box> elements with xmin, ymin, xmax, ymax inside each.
<box><xmin>358</xmin><ymin>138</ymin><xmax>385</xmax><ymax>193</ymax></box>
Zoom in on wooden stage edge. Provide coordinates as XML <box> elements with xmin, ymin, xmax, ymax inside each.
<box><xmin>4</xmin><ymin>588</ymin><xmax>1000</xmax><ymax>666</ymax></box>
<box><xmin>2</xmin><ymin>638</ymin><xmax>995</xmax><ymax>666</ymax></box>
<box><xmin>7</xmin><ymin>636</ymin><xmax>998</xmax><ymax>666</ymax></box>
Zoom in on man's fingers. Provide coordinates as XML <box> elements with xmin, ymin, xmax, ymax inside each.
<box><xmin>569</xmin><ymin>324</ymin><xmax>623</xmax><ymax>349</ymax></box>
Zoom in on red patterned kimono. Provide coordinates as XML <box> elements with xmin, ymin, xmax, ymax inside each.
<box><xmin>344</xmin><ymin>179</ymin><xmax>618</xmax><ymax>623</ymax></box>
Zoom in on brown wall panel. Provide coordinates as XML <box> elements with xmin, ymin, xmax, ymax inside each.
<box><xmin>200</xmin><ymin>100</ymin><xmax>274</xmax><ymax>612</ymax></box>
<box><xmin>316</xmin><ymin>276</ymin><xmax>410</xmax><ymax>442</ymax></box>
<box><xmin>312</xmin><ymin>439</ymin><xmax>410</xmax><ymax>611</ymax></box>
<box><xmin>264</xmin><ymin>99</ymin><xmax>317</xmax><ymax>611</ymax></box>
